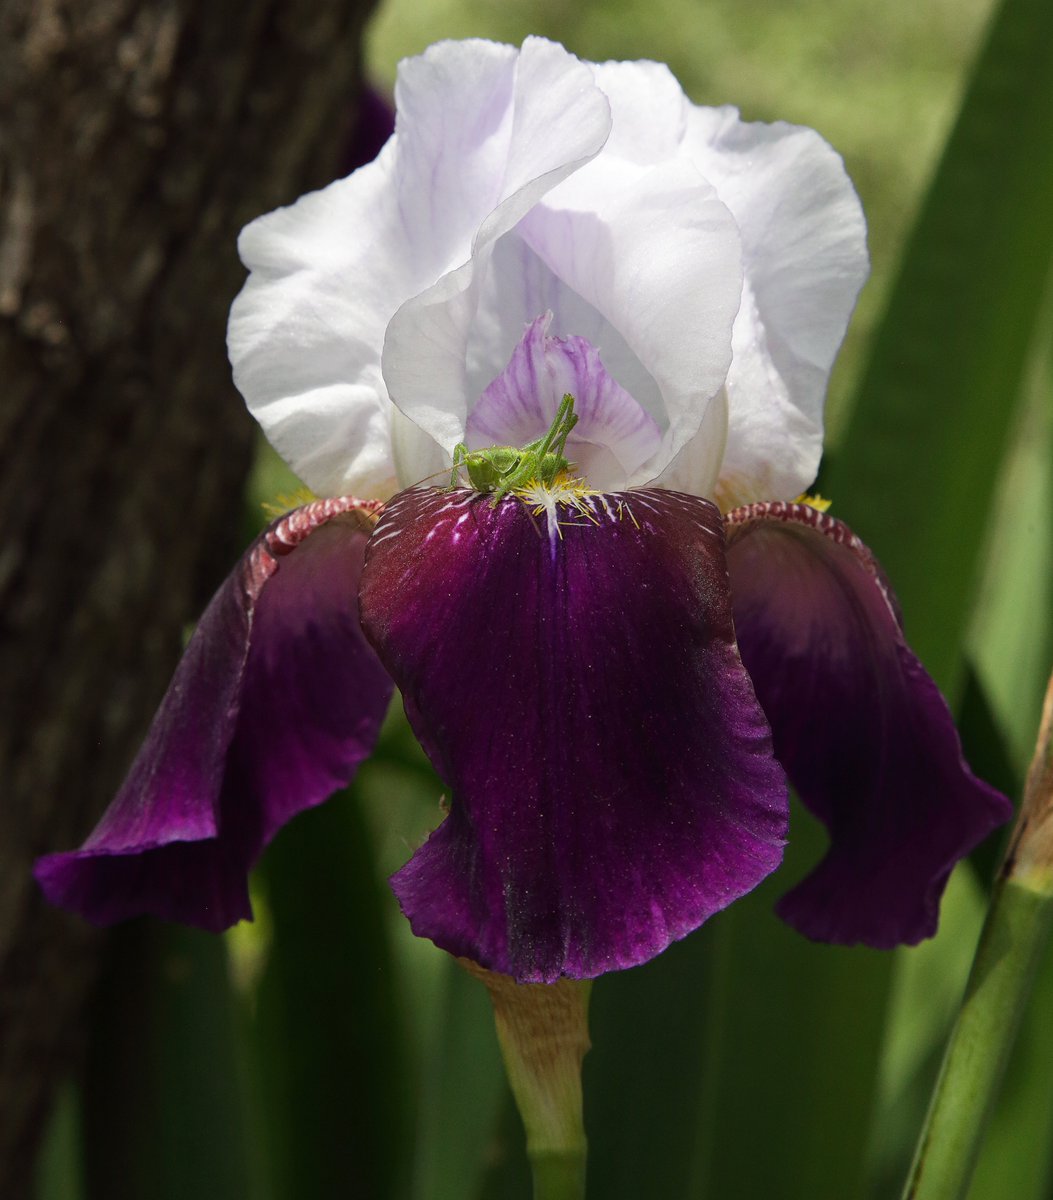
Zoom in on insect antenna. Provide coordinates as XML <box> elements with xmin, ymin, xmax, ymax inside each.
<box><xmin>407</xmin><ymin>457</ymin><xmax>472</xmax><ymax>489</ymax></box>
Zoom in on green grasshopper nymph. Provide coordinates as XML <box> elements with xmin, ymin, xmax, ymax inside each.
<box><xmin>449</xmin><ymin>393</ymin><xmax>579</xmax><ymax>505</ymax></box>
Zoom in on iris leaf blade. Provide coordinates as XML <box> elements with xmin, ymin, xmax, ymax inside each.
<box><xmin>81</xmin><ymin>924</ymin><xmax>251</xmax><ymax>1200</ymax></box>
<box><xmin>825</xmin><ymin>0</ymin><xmax>1053</xmax><ymax>700</ymax></box>
<box><xmin>252</xmin><ymin>788</ymin><xmax>410</xmax><ymax>1200</ymax></box>
<box><xmin>586</xmin><ymin>806</ymin><xmax>889</xmax><ymax>1200</ymax></box>
<box><xmin>411</xmin><ymin>958</ymin><xmax>514</xmax><ymax>1200</ymax></box>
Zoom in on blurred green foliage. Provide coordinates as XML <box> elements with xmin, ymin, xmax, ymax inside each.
<box><xmin>36</xmin><ymin>0</ymin><xmax>1053</xmax><ymax>1198</ymax></box>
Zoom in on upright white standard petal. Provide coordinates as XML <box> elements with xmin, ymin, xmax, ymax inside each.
<box><xmin>586</xmin><ymin>58</ymin><xmax>688</xmax><ymax>162</ymax></box>
<box><xmin>381</xmin><ymin>37</ymin><xmax>613</xmax><ymax>473</ymax></box>
<box><xmin>518</xmin><ymin>156</ymin><xmax>741</xmax><ymax>492</ymax></box>
<box><xmin>681</xmin><ymin>107</ymin><xmax>869</xmax><ymax>507</ymax></box>
<box><xmin>437</xmin><ymin>55</ymin><xmax>743</xmax><ymax>494</ymax></box>
<box><xmin>229</xmin><ymin>38</ymin><xmax>610</xmax><ymax>498</ymax></box>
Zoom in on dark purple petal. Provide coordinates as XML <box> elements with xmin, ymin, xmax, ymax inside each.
<box><xmin>466</xmin><ymin>314</ymin><xmax>661</xmax><ymax>489</ymax></box>
<box><xmin>35</xmin><ymin>499</ymin><xmax>393</xmax><ymax>931</ymax></box>
<box><xmin>724</xmin><ymin>501</ymin><xmax>1013</xmax><ymax>947</ymax></box>
<box><xmin>360</xmin><ymin>486</ymin><xmax>787</xmax><ymax>982</ymax></box>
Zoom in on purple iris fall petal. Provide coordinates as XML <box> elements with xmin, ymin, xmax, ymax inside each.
<box><xmin>34</xmin><ymin>499</ymin><xmax>393</xmax><ymax>931</ymax></box>
<box><xmin>359</xmin><ymin>486</ymin><xmax>788</xmax><ymax>983</ymax></box>
<box><xmin>724</xmin><ymin>501</ymin><xmax>1013</xmax><ymax>948</ymax></box>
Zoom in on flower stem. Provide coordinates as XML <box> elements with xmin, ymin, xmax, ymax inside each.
<box><xmin>903</xmin><ymin>877</ymin><xmax>1053</xmax><ymax>1198</ymax></box>
<box><xmin>461</xmin><ymin>961</ymin><xmax>591</xmax><ymax>1200</ymax></box>
<box><xmin>528</xmin><ymin>1153</ymin><xmax>587</xmax><ymax>1200</ymax></box>
<box><xmin>904</xmin><ymin>667</ymin><xmax>1053</xmax><ymax>1200</ymax></box>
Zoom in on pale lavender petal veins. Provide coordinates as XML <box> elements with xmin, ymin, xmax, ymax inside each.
<box><xmin>466</xmin><ymin>314</ymin><xmax>661</xmax><ymax>488</ymax></box>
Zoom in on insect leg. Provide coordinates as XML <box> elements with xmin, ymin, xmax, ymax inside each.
<box><xmin>537</xmin><ymin>393</ymin><xmax>578</xmax><ymax>460</ymax></box>
<box><xmin>449</xmin><ymin>443</ymin><xmax>469</xmax><ymax>490</ymax></box>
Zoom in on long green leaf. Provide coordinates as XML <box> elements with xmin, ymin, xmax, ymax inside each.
<box><xmin>35</xmin><ymin>1081</ymin><xmax>84</xmax><ymax>1200</ymax></box>
<box><xmin>586</xmin><ymin>807</ymin><xmax>890</xmax><ymax>1200</ymax></box>
<box><xmin>81</xmin><ymin>924</ymin><xmax>251</xmax><ymax>1200</ymax></box>
<box><xmin>967</xmin><ymin>945</ymin><xmax>1053</xmax><ymax>1200</ymax></box>
<box><xmin>865</xmin><ymin>866</ymin><xmax>988</xmax><ymax>1200</ymax></box>
<box><xmin>962</xmin><ymin>348</ymin><xmax>1053</xmax><ymax>1199</ymax></box>
<box><xmin>411</xmin><ymin>959</ymin><xmax>511</xmax><ymax>1200</ymax></box>
<box><xmin>252</xmin><ymin>789</ymin><xmax>410</xmax><ymax>1200</ymax></box>
<box><xmin>584</xmin><ymin>922</ymin><xmax>719</xmax><ymax>1199</ymax></box>
<box><xmin>825</xmin><ymin>0</ymin><xmax>1053</xmax><ymax>700</ymax></box>
<box><xmin>968</xmin><ymin>366</ymin><xmax>1053</xmax><ymax>773</ymax></box>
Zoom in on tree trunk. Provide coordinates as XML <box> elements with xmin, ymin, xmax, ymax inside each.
<box><xmin>0</xmin><ymin>1</ymin><xmax>377</xmax><ymax>1191</ymax></box>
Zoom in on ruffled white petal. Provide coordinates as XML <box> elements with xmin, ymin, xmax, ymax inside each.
<box><xmin>230</xmin><ymin>38</ymin><xmax>611</xmax><ymax>498</ymax></box>
<box><xmin>585</xmin><ymin>59</ymin><xmax>687</xmax><ymax>162</ymax></box>
<box><xmin>229</xmin><ymin>146</ymin><xmax>412</xmax><ymax>498</ymax></box>
<box><xmin>392</xmin><ymin>39</ymin><xmax>520</xmax><ymax>280</ymax></box>
<box><xmin>382</xmin><ymin>38</ymin><xmax>613</xmax><ymax>468</ymax></box>
<box><xmin>228</xmin><ymin>38</ymin><xmax>867</xmax><ymax>506</ymax></box>
<box><xmin>519</xmin><ymin>154</ymin><xmax>742</xmax><ymax>490</ymax></box>
<box><xmin>681</xmin><ymin>107</ymin><xmax>868</xmax><ymax>506</ymax></box>
<box><xmin>650</xmin><ymin>386</ymin><xmax>730</xmax><ymax>497</ymax></box>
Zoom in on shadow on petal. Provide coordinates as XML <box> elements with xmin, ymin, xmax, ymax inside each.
<box><xmin>725</xmin><ymin>501</ymin><xmax>1012</xmax><ymax>947</ymax></box>
<box><xmin>35</xmin><ymin>499</ymin><xmax>393</xmax><ymax>931</ymax></box>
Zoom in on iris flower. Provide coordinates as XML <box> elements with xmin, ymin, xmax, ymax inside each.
<box><xmin>36</xmin><ymin>38</ymin><xmax>1010</xmax><ymax>983</ymax></box>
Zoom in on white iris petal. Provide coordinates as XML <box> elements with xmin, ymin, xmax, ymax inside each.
<box><xmin>227</xmin><ymin>37</ymin><xmax>867</xmax><ymax>505</ymax></box>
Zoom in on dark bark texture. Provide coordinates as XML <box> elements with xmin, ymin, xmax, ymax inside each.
<box><xmin>0</xmin><ymin>1</ymin><xmax>376</xmax><ymax>1192</ymax></box>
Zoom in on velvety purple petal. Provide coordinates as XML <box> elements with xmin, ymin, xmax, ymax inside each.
<box><xmin>35</xmin><ymin>499</ymin><xmax>393</xmax><ymax>931</ymax></box>
<box><xmin>360</xmin><ymin>486</ymin><xmax>787</xmax><ymax>982</ymax></box>
<box><xmin>465</xmin><ymin>314</ymin><xmax>661</xmax><ymax>489</ymax></box>
<box><xmin>724</xmin><ymin>502</ymin><xmax>1013</xmax><ymax>947</ymax></box>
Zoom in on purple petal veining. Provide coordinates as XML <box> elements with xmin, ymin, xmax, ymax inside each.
<box><xmin>724</xmin><ymin>501</ymin><xmax>1012</xmax><ymax>947</ymax></box>
<box><xmin>360</xmin><ymin>486</ymin><xmax>787</xmax><ymax>982</ymax></box>
<box><xmin>35</xmin><ymin>499</ymin><xmax>393</xmax><ymax>931</ymax></box>
<box><xmin>466</xmin><ymin>314</ymin><xmax>661</xmax><ymax>488</ymax></box>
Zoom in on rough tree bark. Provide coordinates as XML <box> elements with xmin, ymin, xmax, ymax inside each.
<box><xmin>0</xmin><ymin>1</ymin><xmax>377</xmax><ymax>1192</ymax></box>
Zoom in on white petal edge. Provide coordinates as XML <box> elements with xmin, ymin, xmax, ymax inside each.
<box><xmin>681</xmin><ymin>106</ymin><xmax>868</xmax><ymax>506</ymax></box>
<box><xmin>230</xmin><ymin>40</ymin><xmax>531</xmax><ymax>499</ymax></box>
<box><xmin>585</xmin><ymin>58</ymin><xmax>688</xmax><ymax>162</ymax></box>
<box><xmin>229</xmin><ymin>147</ymin><xmax>411</xmax><ymax>497</ymax></box>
